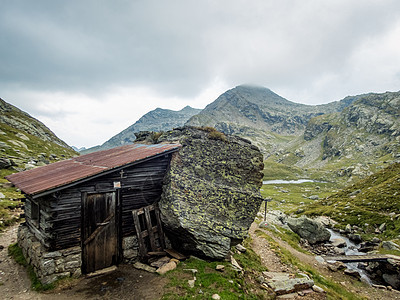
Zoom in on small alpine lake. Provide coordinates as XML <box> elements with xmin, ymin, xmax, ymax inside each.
<box><xmin>263</xmin><ymin>179</ymin><xmax>326</xmax><ymax>184</ymax></box>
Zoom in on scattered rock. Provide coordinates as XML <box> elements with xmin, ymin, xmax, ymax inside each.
<box><xmin>383</xmin><ymin>273</ymin><xmax>400</xmax><ymax>290</ymax></box>
<box><xmin>16</xmin><ymin>133</ymin><xmax>30</xmax><ymax>141</ymax></box>
<box><xmin>371</xmin><ymin>237</ymin><xmax>381</xmax><ymax>244</ymax></box>
<box><xmin>0</xmin><ymin>157</ymin><xmax>15</xmax><ymax>169</ymax></box>
<box><xmin>345</xmin><ymin>224</ymin><xmax>352</xmax><ymax>233</ymax></box>
<box><xmin>150</xmin><ymin>256</ymin><xmax>171</xmax><ymax>268</ymax></box>
<box><xmin>344</xmin><ymin>269</ymin><xmax>361</xmax><ymax>280</ymax></box>
<box><xmin>215</xmin><ymin>265</ymin><xmax>225</xmax><ymax>272</ymax></box>
<box><xmin>133</xmin><ymin>262</ymin><xmax>156</xmax><ymax>273</ymax></box>
<box><xmin>263</xmin><ymin>272</ymin><xmax>314</xmax><ymax>296</ymax></box>
<box><xmin>286</xmin><ymin>216</ymin><xmax>331</xmax><ymax>244</ymax></box>
<box><xmin>188</xmin><ymin>279</ymin><xmax>195</xmax><ymax>288</ymax></box>
<box><xmin>211</xmin><ymin>294</ymin><xmax>221</xmax><ymax>300</ymax></box>
<box><xmin>0</xmin><ymin>192</ymin><xmax>5</xmax><ymax>199</ymax></box>
<box><xmin>333</xmin><ymin>247</ymin><xmax>345</xmax><ymax>255</ymax></box>
<box><xmin>309</xmin><ymin>195</ymin><xmax>319</xmax><ymax>200</ymax></box>
<box><xmin>331</xmin><ymin>238</ymin><xmax>346</xmax><ymax>248</ymax></box>
<box><xmin>235</xmin><ymin>244</ymin><xmax>247</xmax><ymax>253</ymax></box>
<box><xmin>358</xmin><ymin>241</ymin><xmax>378</xmax><ymax>253</ymax></box>
<box><xmin>348</xmin><ymin>189</ymin><xmax>361</xmax><ymax>197</ymax></box>
<box><xmin>327</xmin><ymin>261</ymin><xmax>347</xmax><ymax>272</ymax></box>
<box><xmin>156</xmin><ymin>260</ymin><xmax>177</xmax><ymax>275</ymax></box>
<box><xmin>312</xmin><ymin>285</ymin><xmax>325</xmax><ymax>293</ymax></box>
<box><xmin>260</xmin><ymin>210</ymin><xmax>288</xmax><ymax>227</ymax></box>
<box><xmin>382</xmin><ymin>241</ymin><xmax>400</xmax><ymax>251</ymax></box>
<box><xmin>379</xmin><ymin>223</ymin><xmax>387</xmax><ymax>232</ymax></box>
<box><xmin>231</xmin><ymin>256</ymin><xmax>243</xmax><ymax>272</ymax></box>
<box><xmin>314</xmin><ymin>216</ymin><xmax>337</xmax><ymax>227</ymax></box>
<box><xmin>349</xmin><ymin>234</ymin><xmax>362</xmax><ymax>244</ymax></box>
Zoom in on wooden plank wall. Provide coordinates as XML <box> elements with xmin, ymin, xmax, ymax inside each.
<box><xmin>27</xmin><ymin>154</ymin><xmax>172</xmax><ymax>251</ymax></box>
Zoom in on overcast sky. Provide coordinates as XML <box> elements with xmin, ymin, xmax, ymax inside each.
<box><xmin>1</xmin><ymin>1</ymin><xmax>400</xmax><ymax>148</ymax></box>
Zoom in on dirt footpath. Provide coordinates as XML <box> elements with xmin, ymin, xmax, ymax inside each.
<box><xmin>2</xmin><ymin>223</ymin><xmax>400</xmax><ymax>299</ymax></box>
<box><xmin>0</xmin><ymin>224</ymin><xmax>167</xmax><ymax>300</ymax></box>
<box><xmin>250</xmin><ymin>223</ymin><xmax>400</xmax><ymax>300</ymax></box>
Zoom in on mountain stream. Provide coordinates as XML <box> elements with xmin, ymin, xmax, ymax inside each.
<box><xmin>327</xmin><ymin>229</ymin><xmax>373</xmax><ymax>285</ymax></box>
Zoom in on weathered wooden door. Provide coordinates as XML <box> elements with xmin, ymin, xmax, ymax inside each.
<box><xmin>82</xmin><ymin>192</ymin><xmax>118</xmax><ymax>274</ymax></box>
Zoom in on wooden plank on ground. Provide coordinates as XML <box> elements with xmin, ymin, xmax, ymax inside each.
<box><xmin>165</xmin><ymin>248</ymin><xmax>187</xmax><ymax>260</ymax></box>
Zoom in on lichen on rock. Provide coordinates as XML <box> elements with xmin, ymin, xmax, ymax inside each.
<box><xmin>148</xmin><ymin>126</ymin><xmax>264</xmax><ymax>259</ymax></box>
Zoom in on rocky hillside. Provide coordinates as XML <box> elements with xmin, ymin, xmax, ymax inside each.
<box><xmin>274</xmin><ymin>91</ymin><xmax>400</xmax><ymax>182</ymax></box>
<box><xmin>82</xmin><ymin>106</ymin><xmax>201</xmax><ymax>154</ymax></box>
<box><xmin>0</xmin><ymin>98</ymin><xmax>77</xmax><ymax>170</ymax></box>
<box><xmin>0</xmin><ymin>98</ymin><xmax>77</xmax><ymax>230</ymax></box>
<box><xmin>185</xmin><ymin>85</ymin><xmax>354</xmax><ymax>154</ymax></box>
<box><xmin>304</xmin><ymin>162</ymin><xmax>400</xmax><ymax>240</ymax></box>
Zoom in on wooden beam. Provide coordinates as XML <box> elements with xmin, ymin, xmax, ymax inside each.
<box><xmin>144</xmin><ymin>206</ymin><xmax>157</xmax><ymax>251</ymax></box>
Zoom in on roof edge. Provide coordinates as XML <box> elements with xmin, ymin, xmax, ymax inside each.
<box><xmin>30</xmin><ymin>146</ymin><xmax>180</xmax><ymax>199</ymax></box>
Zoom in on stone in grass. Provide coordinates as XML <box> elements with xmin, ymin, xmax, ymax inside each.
<box><xmin>263</xmin><ymin>272</ymin><xmax>314</xmax><ymax>296</ymax></box>
<box><xmin>382</xmin><ymin>241</ymin><xmax>400</xmax><ymax>251</ymax></box>
<box><xmin>235</xmin><ymin>244</ymin><xmax>247</xmax><ymax>253</ymax></box>
<box><xmin>327</xmin><ymin>261</ymin><xmax>346</xmax><ymax>272</ymax></box>
<box><xmin>268</xmin><ymin>277</ymin><xmax>314</xmax><ymax>295</ymax></box>
<box><xmin>348</xmin><ymin>234</ymin><xmax>362</xmax><ymax>244</ymax></box>
<box><xmin>312</xmin><ymin>285</ymin><xmax>325</xmax><ymax>293</ymax></box>
<box><xmin>215</xmin><ymin>265</ymin><xmax>225</xmax><ymax>272</ymax></box>
<box><xmin>188</xmin><ymin>279</ymin><xmax>195</xmax><ymax>288</ymax></box>
<box><xmin>212</xmin><ymin>294</ymin><xmax>221</xmax><ymax>300</ymax></box>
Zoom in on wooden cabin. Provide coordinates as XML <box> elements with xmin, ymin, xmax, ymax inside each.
<box><xmin>6</xmin><ymin>143</ymin><xmax>180</xmax><ymax>280</ymax></box>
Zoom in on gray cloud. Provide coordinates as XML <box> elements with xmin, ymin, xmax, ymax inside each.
<box><xmin>1</xmin><ymin>0</ymin><xmax>400</xmax><ymax>146</ymax></box>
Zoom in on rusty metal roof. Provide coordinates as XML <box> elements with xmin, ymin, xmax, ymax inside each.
<box><xmin>5</xmin><ymin>143</ymin><xmax>181</xmax><ymax>196</ymax></box>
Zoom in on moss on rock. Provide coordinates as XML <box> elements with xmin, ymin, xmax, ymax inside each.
<box><xmin>156</xmin><ymin>127</ymin><xmax>264</xmax><ymax>259</ymax></box>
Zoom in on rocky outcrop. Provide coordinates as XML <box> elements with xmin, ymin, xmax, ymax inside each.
<box><xmin>365</xmin><ymin>259</ymin><xmax>400</xmax><ymax>290</ymax></box>
<box><xmin>286</xmin><ymin>216</ymin><xmax>331</xmax><ymax>244</ymax></box>
<box><xmin>154</xmin><ymin>127</ymin><xmax>264</xmax><ymax>259</ymax></box>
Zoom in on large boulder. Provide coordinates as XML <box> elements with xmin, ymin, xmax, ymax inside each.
<box><xmin>155</xmin><ymin>127</ymin><xmax>264</xmax><ymax>259</ymax></box>
<box><xmin>286</xmin><ymin>216</ymin><xmax>331</xmax><ymax>244</ymax></box>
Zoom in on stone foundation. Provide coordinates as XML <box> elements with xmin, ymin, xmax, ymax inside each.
<box><xmin>122</xmin><ymin>235</ymin><xmax>139</xmax><ymax>263</ymax></box>
<box><xmin>18</xmin><ymin>224</ymin><xmax>82</xmax><ymax>285</ymax></box>
<box><xmin>18</xmin><ymin>225</ymin><xmax>146</xmax><ymax>284</ymax></box>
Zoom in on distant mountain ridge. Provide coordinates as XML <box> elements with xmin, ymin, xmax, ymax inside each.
<box><xmin>186</xmin><ymin>85</ymin><xmax>355</xmax><ymax>135</ymax></box>
<box><xmin>81</xmin><ymin>84</ymin><xmax>399</xmax><ymax>182</ymax></box>
<box><xmin>185</xmin><ymin>85</ymin><xmax>356</xmax><ymax>154</ymax></box>
<box><xmin>82</xmin><ymin>105</ymin><xmax>201</xmax><ymax>153</ymax></box>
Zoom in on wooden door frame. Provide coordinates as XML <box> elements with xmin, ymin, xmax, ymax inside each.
<box><xmin>81</xmin><ymin>189</ymin><xmax>122</xmax><ymax>274</ymax></box>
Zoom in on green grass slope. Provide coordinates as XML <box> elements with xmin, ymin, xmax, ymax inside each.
<box><xmin>304</xmin><ymin>162</ymin><xmax>400</xmax><ymax>239</ymax></box>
